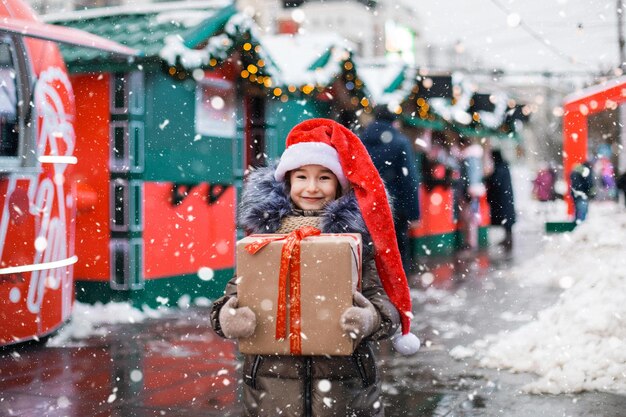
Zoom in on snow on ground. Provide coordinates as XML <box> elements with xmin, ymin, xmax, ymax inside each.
<box><xmin>510</xmin><ymin>163</ymin><xmax>569</xmax><ymax>233</ymax></box>
<box><xmin>47</xmin><ymin>301</ymin><xmax>166</xmax><ymax>347</ymax></box>
<box><xmin>452</xmin><ymin>200</ymin><xmax>626</xmax><ymax>395</ymax></box>
<box><xmin>512</xmin><ymin>202</ymin><xmax>626</xmax><ymax>288</ymax></box>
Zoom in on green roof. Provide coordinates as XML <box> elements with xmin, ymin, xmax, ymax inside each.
<box><xmin>46</xmin><ymin>2</ymin><xmax>236</xmax><ymax>68</ymax></box>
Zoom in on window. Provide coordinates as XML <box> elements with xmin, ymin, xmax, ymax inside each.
<box><xmin>195</xmin><ymin>77</ymin><xmax>236</xmax><ymax>138</ymax></box>
<box><xmin>110</xmin><ymin>179</ymin><xmax>129</xmax><ymax>232</ymax></box>
<box><xmin>110</xmin><ymin>73</ymin><xmax>128</xmax><ymax>114</ymax></box>
<box><xmin>0</xmin><ymin>36</ymin><xmax>29</xmax><ymax>171</ymax></box>
<box><xmin>128</xmin><ymin>71</ymin><xmax>144</xmax><ymax>115</ymax></box>
<box><xmin>129</xmin><ymin>121</ymin><xmax>145</xmax><ymax>172</ymax></box>
<box><xmin>110</xmin><ymin>121</ymin><xmax>129</xmax><ymax>172</ymax></box>
<box><xmin>0</xmin><ymin>42</ymin><xmax>17</xmax><ymax>157</ymax></box>
<box><xmin>110</xmin><ymin>238</ymin><xmax>144</xmax><ymax>290</ymax></box>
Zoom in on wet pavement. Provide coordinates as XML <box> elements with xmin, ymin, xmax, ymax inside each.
<box><xmin>2</xmin><ymin>227</ymin><xmax>626</xmax><ymax>416</ymax></box>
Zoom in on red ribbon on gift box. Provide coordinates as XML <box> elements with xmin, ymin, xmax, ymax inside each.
<box><xmin>244</xmin><ymin>226</ymin><xmax>322</xmax><ymax>354</ymax></box>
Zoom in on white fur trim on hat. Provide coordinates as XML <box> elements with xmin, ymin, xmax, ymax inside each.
<box><xmin>274</xmin><ymin>142</ymin><xmax>349</xmax><ymax>191</ymax></box>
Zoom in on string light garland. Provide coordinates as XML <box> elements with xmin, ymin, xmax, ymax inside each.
<box><xmin>160</xmin><ymin>13</ymin><xmax>368</xmax><ymax>109</ymax></box>
<box><xmin>159</xmin><ymin>11</ymin><xmax>526</xmax><ymax>132</ymax></box>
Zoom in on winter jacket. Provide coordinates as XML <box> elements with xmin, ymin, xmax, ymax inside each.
<box><xmin>617</xmin><ymin>171</ymin><xmax>626</xmax><ymax>192</ymax></box>
<box><xmin>460</xmin><ymin>144</ymin><xmax>486</xmax><ymax>200</ymax></box>
<box><xmin>360</xmin><ymin>119</ymin><xmax>420</xmax><ymax>222</ymax></box>
<box><xmin>570</xmin><ymin>162</ymin><xmax>594</xmax><ymax>200</ymax></box>
<box><xmin>485</xmin><ymin>150</ymin><xmax>516</xmax><ymax>227</ymax></box>
<box><xmin>532</xmin><ymin>169</ymin><xmax>556</xmax><ymax>202</ymax></box>
<box><xmin>210</xmin><ymin>166</ymin><xmax>400</xmax><ymax>417</ymax></box>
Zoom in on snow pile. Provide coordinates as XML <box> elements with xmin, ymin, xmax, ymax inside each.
<box><xmin>47</xmin><ymin>301</ymin><xmax>165</xmax><ymax>347</ymax></box>
<box><xmin>511</xmin><ymin>203</ymin><xmax>626</xmax><ymax>288</ymax></box>
<box><xmin>510</xmin><ymin>164</ymin><xmax>569</xmax><ymax>232</ymax></box>
<box><xmin>453</xmin><ymin>202</ymin><xmax>626</xmax><ymax>394</ymax></box>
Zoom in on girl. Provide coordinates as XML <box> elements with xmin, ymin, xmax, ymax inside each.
<box><xmin>210</xmin><ymin>118</ymin><xmax>419</xmax><ymax>417</ymax></box>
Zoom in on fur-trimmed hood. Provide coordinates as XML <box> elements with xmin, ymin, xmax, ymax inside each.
<box><xmin>238</xmin><ymin>165</ymin><xmax>373</xmax><ymax>258</ymax></box>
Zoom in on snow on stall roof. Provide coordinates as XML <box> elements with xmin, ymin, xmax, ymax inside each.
<box><xmin>260</xmin><ymin>33</ymin><xmax>354</xmax><ymax>86</ymax></box>
<box><xmin>42</xmin><ymin>0</ymin><xmax>229</xmax><ymax>22</ymax></box>
<box><xmin>452</xmin><ymin>202</ymin><xmax>626</xmax><ymax>395</ymax></box>
<box><xmin>357</xmin><ymin>59</ymin><xmax>407</xmax><ymax>105</ymax></box>
<box><xmin>563</xmin><ymin>75</ymin><xmax>626</xmax><ymax>105</ymax></box>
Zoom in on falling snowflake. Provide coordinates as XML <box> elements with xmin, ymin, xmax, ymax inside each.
<box><xmin>130</xmin><ymin>369</ymin><xmax>143</xmax><ymax>382</ymax></box>
<box><xmin>318</xmin><ymin>379</ymin><xmax>332</xmax><ymax>393</ymax></box>
<box><xmin>198</xmin><ymin>267</ymin><xmax>215</xmax><ymax>281</ymax></box>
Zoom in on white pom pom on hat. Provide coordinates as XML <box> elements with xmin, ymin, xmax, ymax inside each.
<box><xmin>393</xmin><ymin>332</ymin><xmax>421</xmax><ymax>355</ymax></box>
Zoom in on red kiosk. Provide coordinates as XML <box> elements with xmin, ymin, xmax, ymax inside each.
<box><xmin>562</xmin><ymin>76</ymin><xmax>626</xmax><ymax>217</ymax></box>
<box><xmin>0</xmin><ymin>0</ymin><xmax>136</xmax><ymax>346</ymax></box>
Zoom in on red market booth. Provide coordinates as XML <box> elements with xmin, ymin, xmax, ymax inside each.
<box><xmin>561</xmin><ymin>76</ymin><xmax>626</xmax><ymax>217</ymax></box>
<box><xmin>49</xmin><ymin>2</ymin><xmax>277</xmax><ymax>308</ymax></box>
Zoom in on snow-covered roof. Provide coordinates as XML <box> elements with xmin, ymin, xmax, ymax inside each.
<box><xmin>563</xmin><ymin>75</ymin><xmax>626</xmax><ymax>105</ymax></box>
<box><xmin>47</xmin><ymin>1</ymin><xmax>239</xmax><ymax>66</ymax></box>
<box><xmin>357</xmin><ymin>59</ymin><xmax>411</xmax><ymax>106</ymax></box>
<box><xmin>42</xmin><ymin>0</ymin><xmax>230</xmax><ymax>22</ymax></box>
<box><xmin>260</xmin><ymin>33</ymin><xmax>356</xmax><ymax>87</ymax></box>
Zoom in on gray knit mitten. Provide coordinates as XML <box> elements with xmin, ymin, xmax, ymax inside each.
<box><xmin>219</xmin><ymin>297</ymin><xmax>257</xmax><ymax>339</ymax></box>
<box><xmin>340</xmin><ymin>292</ymin><xmax>381</xmax><ymax>342</ymax></box>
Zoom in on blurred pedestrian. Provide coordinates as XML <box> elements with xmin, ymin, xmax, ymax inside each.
<box><xmin>485</xmin><ymin>149</ymin><xmax>516</xmax><ymax>251</ymax></box>
<box><xmin>570</xmin><ymin>161</ymin><xmax>594</xmax><ymax>223</ymax></box>
<box><xmin>361</xmin><ymin>104</ymin><xmax>420</xmax><ymax>273</ymax></box>
<box><xmin>593</xmin><ymin>154</ymin><xmax>616</xmax><ymax>201</ymax></box>
<box><xmin>532</xmin><ymin>163</ymin><xmax>556</xmax><ymax>202</ymax></box>
<box><xmin>422</xmin><ymin>130</ymin><xmax>455</xmax><ymax>191</ymax></box>
<box><xmin>617</xmin><ymin>171</ymin><xmax>626</xmax><ymax>208</ymax></box>
<box><xmin>458</xmin><ymin>135</ymin><xmax>486</xmax><ymax>251</ymax></box>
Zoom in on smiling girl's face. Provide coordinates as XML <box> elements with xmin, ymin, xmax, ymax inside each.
<box><xmin>289</xmin><ymin>164</ymin><xmax>339</xmax><ymax>210</ymax></box>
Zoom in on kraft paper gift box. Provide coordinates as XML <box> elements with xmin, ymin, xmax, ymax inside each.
<box><xmin>236</xmin><ymin>231</ymin><xmax>362</xmax><ymax>356</ymax></box>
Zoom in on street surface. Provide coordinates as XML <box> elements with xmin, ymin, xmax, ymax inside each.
<box><xmin>1</xmin><ymin>226</ymin><xmax>625</xmax><ymax>416</ymax></box>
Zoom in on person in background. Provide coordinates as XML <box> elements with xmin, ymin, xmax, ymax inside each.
<box><xmin>616</xmin><ymin>171</ymin><xmax>626</xmax><ymax>208</ymax></box>
<box><xmin>532</xmin><ymin>163</ymin><xmax>556</xmax><ymax>202</ymax></box>
<box><xmin>593</xmin><ymin>154</ymin><xmax>616</xmax><ymax>201</ymax></box>
<box><xmin>458</xmin><ymin>135</ymin><xmax>486</xmax><ymax>251</ymax></box>
<box><xmin>570</xmin><ymin>161</ymin><xmax>595</xmax><ymax>223</ymax></box>
<box><xmin>422</xmin><ymin>130</ymin><xmax>455</xmax><ymax>192</ymax></box>
<box><xmin>360</xmin><ymin>104</ymin><xmax>420</xmax><ymax>274</ymax></box>
<box><xmin>485</xmin><ymin>149</ymin><xmax>516</xmax><ymax>251</ymax></box>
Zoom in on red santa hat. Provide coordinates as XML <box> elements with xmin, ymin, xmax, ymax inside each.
<box><xmin>274</xmin><ymin>118</ymin><xmax>420</xmax><ymax>355</ymax></box>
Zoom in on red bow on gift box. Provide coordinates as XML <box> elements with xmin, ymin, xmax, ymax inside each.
<box><xmin>244</xmin><ymin>226</ymin><xmax>322</xmax><ymax>354</ymax></box>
